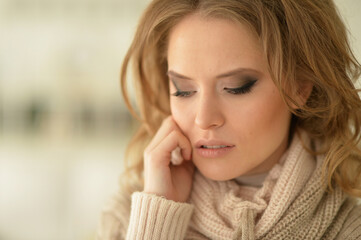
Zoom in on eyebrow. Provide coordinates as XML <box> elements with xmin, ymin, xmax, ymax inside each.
<box><xmin>167</xmin><ymin>68</ymin><xmax>261</xmax><ymax>80</ymax></box>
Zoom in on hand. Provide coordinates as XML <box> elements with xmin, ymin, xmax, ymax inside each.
<box><xmin>143</xmin><ymin>116</ymin><xmax>195</xmax><ymax>203</ymax></box>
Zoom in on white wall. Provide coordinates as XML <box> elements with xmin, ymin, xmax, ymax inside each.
<box><xmin>335</xmin><ymin>0</ymin><xmax>361</xmax><ymax>61</ymax></box>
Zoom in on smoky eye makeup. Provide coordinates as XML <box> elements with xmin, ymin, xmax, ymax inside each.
<box><xmin>169</xmin><ymin>78</ymin><xmax>196</xmax><ymax>97</ymax></box>
<box><xmin>169</xmin><ymin>74</ymin><xmax>259</xmax><ymax>98</ymax></box>
<box><xmin>223</xmin><ymin>75</ymin><xmax>258</xmax><ymax>95</ymax></box>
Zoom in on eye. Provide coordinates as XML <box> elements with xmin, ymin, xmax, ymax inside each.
<box><xmin>171</xmin><ymin>90</ymin><xmax>195</xmax><ymax>97</ymax></box>
<box><xmin>224</xmin><ymin>79</ymin><xmax>257</xmax><ymax>95</ymax></box>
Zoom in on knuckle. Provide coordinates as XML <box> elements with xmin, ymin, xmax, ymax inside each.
<box><xmin>171</xmin><ymin>130</ymin><xmax>183</xmax><ymax>139</ymax></box>
<box><xmin>143</xmin><ymin>148</ymin><xmax>156</xmax><ymax>161</ymax></box>
<box><xmin>144</xmin><ymin>146</ymin><xmax>151</xmax><ymax>156</ymax></box>
<box><xmin>162</xmin><ymin>116</ymin><xmax>172</xmax><ymax>125</ymax></box>
<box><xmin>143</xmin><ymin>149</ymin><xmax>150</xmax><ymax>159</ymax></box>
<box><xmin>168</xmin><ymin>130</ymin><xmax>179</xmax><ymax>139</ymax></box>
<box><xmin>143</xmin><ymin>151</ymin><xmax>156</xmax><ymax>164</ymax></box>
<box><xmin>144</xmin><ymin>146</ymin><xmax>163</xmax><ymax>164</ymax></box>
<box><xmin>162</xmin><ymin>116</ymin><xmax>175</xmax><ymax>128</ymax></box>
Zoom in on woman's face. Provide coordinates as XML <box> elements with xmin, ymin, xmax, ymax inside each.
<box><xmin>168</xmin><ymin>14</ymin><xmax>292</xmax><ymax>181</ymax></box>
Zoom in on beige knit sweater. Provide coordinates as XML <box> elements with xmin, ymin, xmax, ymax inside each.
<box><xmin>97</xmin><ymin>133</ymin><xmax>361</xmax><ymax>240</ymax></box>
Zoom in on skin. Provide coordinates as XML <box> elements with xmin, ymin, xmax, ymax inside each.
<box><xmin>144</xmin><ymin>14</ymin><xmax>292</xmax><ymax>202</ymax></box>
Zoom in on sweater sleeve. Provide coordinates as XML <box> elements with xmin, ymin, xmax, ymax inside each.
<box><xmin>126</xmin><ymin>192</ymin><xmax>194</xmax><ymax>240</ymax></box>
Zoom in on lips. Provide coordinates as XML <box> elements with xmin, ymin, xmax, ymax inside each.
<box><xmin>195</xmin><ymin>139</ymin><xmax>235</xmax><ymax>149</ymax></box>
<box><xmin>201</xmin><ymin>145</ymin><xmax>229</xmax><ymax>149</ymax></box>
<box><xmin>194</xmin><ymin>140</ymin><xmax>235</xmax><ymax>158</ymax></box>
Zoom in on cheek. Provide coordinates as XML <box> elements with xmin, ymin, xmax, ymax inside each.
<box><xmin>169</xmin><ymin>85</ymin><xmax>186</xmax><ymax>131</ymax></box>
<box><xmin>258</xmin><ymin>100</ymin><xmax>290</xmax><ymax>141</ymax></box>
<box><xmin>232</xmin><ymin>92</ymin><xmax>290</xmax><ymax>137</ymax></box>
<box><xmin>170</xmin><ymin>100</ymin><xmax>193</xmax><ymax>136</ymax></box>
<box><xmin>261</xmin><ymin>90</ymin><xmax>291</xmax><ymax>127</ymax></box>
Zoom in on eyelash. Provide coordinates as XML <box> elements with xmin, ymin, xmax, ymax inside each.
<box><xmin>224</xmin><ymin>80</ymin><xmax>257</xmax><ymax>95</ymax></box>
<box><xmin>172</xmin><ymin>91</ymin><xmax>194</xmax><ymax>97</ymax></box>
<box><xmin>171</xmin><ymin>80</ymin><xmax>257</xmax><ymax>98</ymax></box>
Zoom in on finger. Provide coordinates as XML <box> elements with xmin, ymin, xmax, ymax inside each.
<box><xmin>147</xmin><ymin>116</ymin><xmax>191</xmax><ymax>159</ymax></box>
<box><xmin>146</xmin><ymin>116</ymin><xmax>176</xmax><ymax>151</ymax></box>
<box><xmin>171</xmin><ymin>131</ymin><xmax>192</xmax><ymax>161</ymax></box>
<box><xmin>150</xmin><ymin>130</ymin><xmax>192</xmax><ymax>166</ymax></box>
<box><xmin>171</xmin><ymin>147</ymin><xmax>183</xmax><ymax>165</ymax></box>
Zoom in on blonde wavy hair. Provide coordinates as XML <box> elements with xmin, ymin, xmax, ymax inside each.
<box><xmin>119</xmin><ymin>0</ymin><xmax>361</xmax><ymax>198</ymax></box>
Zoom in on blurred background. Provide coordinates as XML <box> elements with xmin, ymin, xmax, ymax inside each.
<box><xmin>0</xmin><ymin>0</ymin><xmax>360</xmax><ymax>240</ymax></box>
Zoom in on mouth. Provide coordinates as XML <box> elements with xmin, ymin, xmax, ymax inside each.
<box><xmin>200</xmin><ymin>145</ymin><xmax>233</xmax><ymax>149</ymax></box>
<box><xmin>195</xmin><ymin>139</ymin><xmax>235</xmax><ymax>149</ymax></box>
<box><xmin>195</xmin><ymin>141</ymin><xmax>235</xmax><ymax>158</ymax></box>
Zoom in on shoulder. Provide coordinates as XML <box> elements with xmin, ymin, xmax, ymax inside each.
<box><xmin>336</xmin><ymin>199</ymin><xmax>361</xmax><ymax>240</ymax></box>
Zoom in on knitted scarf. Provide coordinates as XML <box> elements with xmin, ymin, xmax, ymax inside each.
<box><xmin>185</xmin><ymin>132</ymin><xmax>355</xmax><ymax>240</ymax></box>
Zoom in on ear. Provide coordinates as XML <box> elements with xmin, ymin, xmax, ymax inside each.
<box><xmin>291</xmin><ymin>81</ymin><xmax>313</xmax><ymax>109</ymax></box>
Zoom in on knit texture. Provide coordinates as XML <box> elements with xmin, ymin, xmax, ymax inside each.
<box><xmin>97</xmin><ymin>132</ymin><xmax>361</xmax><ymax>240</ymax></box>
<box><xmin>126</xmin><ymin>192</ymin><xmax>194</xmax><ymax>239</ymax></box>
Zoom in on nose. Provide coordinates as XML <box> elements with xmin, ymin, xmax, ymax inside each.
<box><xmin>194</xmin><ymin>92</ymin><xmax>225</xmax><ymax>130</ymax></box>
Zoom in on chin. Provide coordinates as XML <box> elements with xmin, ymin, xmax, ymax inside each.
<box><xmin>195</xmin><ymin>161</ymin><xmax>246</xmax><ymax>182</ymax></box>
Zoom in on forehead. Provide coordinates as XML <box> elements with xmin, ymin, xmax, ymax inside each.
<box><xmin>167</xmin><ymin>14</ymin><xmax>267</xmax><ymax>77</ymax></box>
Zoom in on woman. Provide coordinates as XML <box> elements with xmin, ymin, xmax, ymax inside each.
<box><xmin>98</xmin><ymin>0</ymin><xmax>361</xmax><ymax>239</ymax></box>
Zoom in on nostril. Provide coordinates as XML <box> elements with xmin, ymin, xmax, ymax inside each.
<box><xmin>195</xmin><ymin>116</ymin><xmax>224</xmax><ymax>130</ymax></box>
<box><xmin>194</xmin><ymin>98</ymin><xmax>225</xmax><ymax>129</ymax></box>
